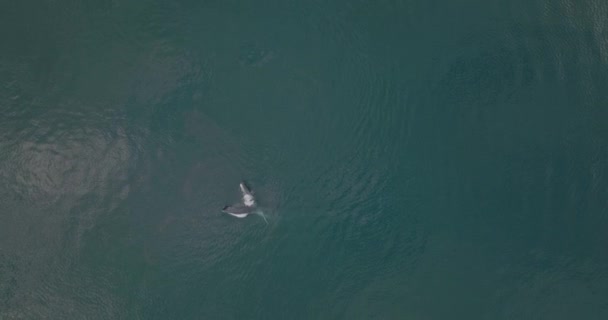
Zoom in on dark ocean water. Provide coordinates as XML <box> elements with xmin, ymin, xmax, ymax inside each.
<box><xmin>1</xmin><ymin>0</ymin><xmax>608</xmax><ymax>319</ymax></box>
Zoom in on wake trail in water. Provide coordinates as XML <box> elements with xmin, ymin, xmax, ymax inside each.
<box><xmin>256</xmin><ymin>210</ymin><xmax>269</xmax><ymax>225</ymax></box>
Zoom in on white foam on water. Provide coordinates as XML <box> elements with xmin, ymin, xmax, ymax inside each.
<box><xmin>243</xmin><ymin>194</ymin><xmax>255</xmax><ymax>207</ymax></box>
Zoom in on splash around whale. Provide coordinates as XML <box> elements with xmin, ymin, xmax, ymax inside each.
<box><xmin>222</xmin><ymin>181</ymin><xmax>267</xmax><ymax>223</ymax></box>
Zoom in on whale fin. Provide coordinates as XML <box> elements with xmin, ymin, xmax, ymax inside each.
<box><xmin>239</xmin><ymin>181</ymin><xmax>255</xmax><ymax>206</ymax></box>
<box><xmin>240</xmin><ymin>181</ymin><xmax>254</xmax><ymax>195</ymax></box>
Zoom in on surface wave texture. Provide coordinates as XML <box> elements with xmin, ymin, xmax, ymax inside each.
<box><xmin>1</xmin><ymin>0</ymin><xmax>608</xmax><ymax>319</ymax></box>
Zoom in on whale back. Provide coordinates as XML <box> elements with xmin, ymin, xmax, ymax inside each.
<box><xmin>222</xmin><ymin>204</ymin><xmax>253</xmax><ymax>214</ymax></box>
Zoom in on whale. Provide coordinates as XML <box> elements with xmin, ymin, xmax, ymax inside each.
<box><xmin>222</xmin><ymin>182</ymin><xmax>266</xmax><ymax>223</ymax></box>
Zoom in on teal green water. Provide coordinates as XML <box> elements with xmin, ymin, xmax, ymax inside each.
<box><xmin>2</xmin><ymin>1</ymin><xmax>608</xmax><ymax>319</ymax></box>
